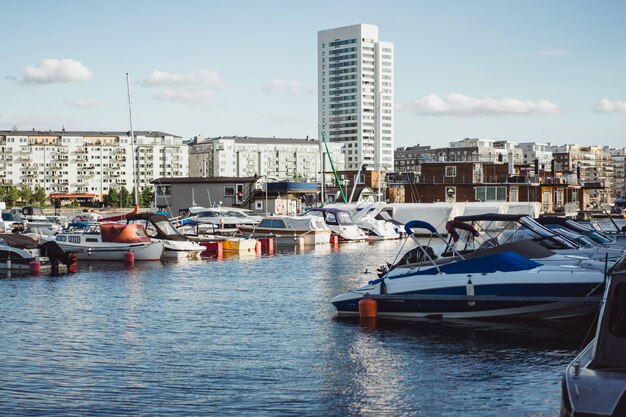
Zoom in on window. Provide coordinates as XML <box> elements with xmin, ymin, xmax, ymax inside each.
<box><xmin>224</xmin><ymin>186</ymin><xmax>235</xmax><ymax>197</ymax></box>
<box><xmin>475</xmin><ymin>186</ymin><xmax>507</xmax><ymax>202</ymax></box>
<box><xmin>445</xmin><ymin>166</ymin><xmax>457</xmax><ymax>177</ymax></box>
<box><xmin>255</xmin><ymin>201</ymin><xmax>263</xmax><ymax>210</ymax></box>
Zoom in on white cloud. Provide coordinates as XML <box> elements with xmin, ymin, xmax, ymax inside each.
<box><xmin>405</xmin><ymin>93</ymin><xmax>560</xmax><ymax>116</ymax></box>
<box><xmin>594</xmin><ymin>98</ymin><xmax>626</xmax><ymax>113</ymax></box>
<box><xmin>19</xmin><ymin>58</ymin><xmax>93</xmax><ymax>85</ymax></box>
<box><xmin>536</xmin><ymin>50</ymin><xmax>571</xmax><ymax>56</ymax></box>
<box><xmin>262</xmin><ymin>79</ymin><xmax>313</xmax><ymax>96</ymax></box>
<box><xmin>65</xmin><ymin>98</ymin><xmax>103</xmax><ymax>109</ymax></box>
<box><xmin>140</xmin><ymin>69</ymin><xmax>222</xmax><ymax>88</ymax></box>
<box><xmin>153</xmin><ymin>89</ymin><xmax>214</xmax><ymax>105</ymax></box>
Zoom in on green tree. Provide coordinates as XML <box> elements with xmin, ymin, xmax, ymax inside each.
<box><xmin>140</xmin><ymin>186</ymin><xmax>153</xmax><ymax>208</ymax></box>
<box><xmin>19</xmin><ymin>185</ymin><xmax>33</xmax><ymax>204</ymax></box>
<box><xmin>107</xmin><ymin>188</ymin><xmax>120</xmax><ymax>208</ymax></box>
<box><xmin>5</xmin><ymin>185</ymin><xmax>19</xmax><ymax>207</ymax></box>
<box><xmin>34</xmin><ymin>186</ymin><xmax>46</xmax><ymax>206</ymax></box>
<box><xmin>120</xmin><ymin>187</ymin><xmax>131</xmax><ymax>208</ymax></box>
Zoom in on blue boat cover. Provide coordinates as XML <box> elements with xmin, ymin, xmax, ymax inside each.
<box><xmin>371</xmin><ymin>251</ymin><xmax>542</xmax><ymax>284</ymax></box>
<box><xmin>404</xmin><ymin>220</ymin><xmax>437</xmax><ymax>235</ymax></box>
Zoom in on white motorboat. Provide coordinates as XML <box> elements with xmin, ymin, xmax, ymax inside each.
<box><xmin>238</xmin><ymin>215</ymin><xmax>331</xmax><ymax>246</ymax></box>
<box><xmin>332</xmin><ymin>220</ymin><xmax>605</xmax><ymax>320</ymax></box>
<box><xmin>53</xmin><ymin>223</ymin><xmax>163</xmax><ymax>261</ymax></box>
<box><xmin>10</xmin><ymin>206</ymin><xmax>59</xmax><ymax>235</ymax></box>
<box><xmin>305</xmin><ymin>208</ymin><xmax>367</xmax><ymax>242</ymax></box>
<box><xmin>350</xmin><ymin>202</ymin><xmax>401</xmax><ymax>240</ymax></box>
<box><xmin>125</xmin><ymin>212</ymin><xmax>203</xmax><ymax>259</ymax></box>
<box><xmin>0</xmin><ymin>234</ymin><xmax>75</xmax><ymax>273</ymax></box>
<box><xmin>183</xmin><ymin>206</ymin><xmax>257</xmax><ymax>235</ymax></box>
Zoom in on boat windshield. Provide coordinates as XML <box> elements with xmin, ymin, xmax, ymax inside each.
<box><xmin>155</xmin><ymin>220</ymin><xmax>182</xmax><ymax>236</ymax></box>
<box><xmin>226</xmin><ymin>211</ymin><xmax>247</xmax><ymax>218</ymax></box>
<box><xmin>197</xmin><ymin>211</ymin><xmax>220</xmax><ymax>218</ymax></box>
<box><xmin>2</xmin><ymin>213</ymin><xmax>22</xmax><ymax>222</ymax></box>
<box><xmin>336</xmin><ymin>212</ymin><xmax>354</xmax><ymax>225</ymax></box>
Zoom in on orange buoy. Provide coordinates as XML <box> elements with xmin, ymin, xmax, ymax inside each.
<box><xmin>68</xmin><ymin>254</ymin><xmax>78</xmax><ymax>273</ymax></box>
<box><xmin>331</xmin><ymin>235</ymin><xmax>339</xmax><ymax>246</ymax></box>
<box><xmin>358</xmin><ymin>297</ymin><xmax>378</xmax><ymax>318</ymax></box>
<box><xmin>255</xmin><ymin>240</ymin><xmax>262</xmax><ymax>253</ymax></box>
<box><xmin>124</xmin><ymin>251</ymin><xmax>135</xmax><ymax>266</ymax></box>
<box><xmin>29</xmin><ymin>260</ymin><xmax>41</xmax><ymax>275</ymax></box>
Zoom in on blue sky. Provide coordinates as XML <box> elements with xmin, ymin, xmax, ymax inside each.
<box><xmin>2</xmin><ymin>0</ymin><xmax>625</xmax><ymax>147</ymax></box>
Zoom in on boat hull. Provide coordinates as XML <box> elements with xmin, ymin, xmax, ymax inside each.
<box><xmin>238</xmin><ymin>227</ymin><xmax>331</xmax><ymax>246</ymax></box>
<box><xmin>333</xmin><ymin>271</ymin><xmax>603</xmax><ymax>320</ymax></box>
<box><xmin>57</xmin><ymin>241</ymin><xmax>164</xmax><ymax>261</ymax></box>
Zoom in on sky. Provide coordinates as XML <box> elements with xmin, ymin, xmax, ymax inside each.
<box><xmin>1</xmin><ymin>0</ymin><xmax>625</xmax><ymax>148</ymax></box>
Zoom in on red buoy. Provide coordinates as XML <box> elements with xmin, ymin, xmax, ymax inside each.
<box><xmin>331</xmin><ymin>235</ymin><xmax>339</xmax><ymax>246</ymax></box>
<box><xmin>124</xmin><ymin>251</ymin><xmax>135</xmax><ymax>266</ymax></box>
<box><xmin>68</xmin><ymin>254</ymin><xmax>78</xmax><ymax>273</ymax></box>
<box><xmin>358</xmin><ymin>298</ymin><xmax>378</xmax><ymax>318</ymax></box>
<box><xmin>29</xmin><ymin>260</ymin><xmax>42</xmax><ymax>276</ymax></box>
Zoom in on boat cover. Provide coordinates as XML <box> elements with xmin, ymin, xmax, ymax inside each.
<box><xmin>100</xmin><ymin>224</ymin><xmax>151</xmax><ymax>243</ymax></box>
<box><xmin>387</xmin><ymin>251</ymin><xmax>541</xmax><ymax>279</ymax></box>
<box><xmin>126</xmin><ymin>212</ymin><xmax>187</xmax><ymax>241</ymax></box>
<box><xmin>0</xmin><ymin>233</ymin><xmax>40</xmax><ymax>249</ymax></box>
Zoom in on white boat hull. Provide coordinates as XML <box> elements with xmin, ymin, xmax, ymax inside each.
<box><xmin>57</xmin><ymin>241</ymin><xmax>164</xmax><ymax>261</ymax></box>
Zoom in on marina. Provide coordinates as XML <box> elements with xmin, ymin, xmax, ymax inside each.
<box><xmin>0</xmin><ymin>239</ymin><xmax>602</xmax><ymax>416</ymax></box>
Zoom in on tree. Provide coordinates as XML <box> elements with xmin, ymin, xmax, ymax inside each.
<box><xmin>120</xmin><ymin>187</ymin><xmax>131</xmax><ymax>208</ymax></box>
<box><xmin>33</xmin><ymin>186</ymin><xmax>46</xmax><ymax>206</ymax></box>
<box><xmin>5</xmin><ymin>185</ymin><xmax>20</xmax><ymax>207</ymax></box>
<box><xmin>140</xmin><ymin>186</ymin><xmax>153</xmax><ymax>208</ymax></box>
<box><xmin>19</xmin><ymin>185</ymin><xmax>32</xmax><ymax>203</ymax></box>
<box><xmin>107</xmin><ymin>188</ymin><xmax>120</xmax><ymax>208</ymax></box>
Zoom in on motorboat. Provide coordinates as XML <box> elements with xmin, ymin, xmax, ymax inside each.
<box><xmin>348</xmin><ymin>202</ymin><xmax>401</xmax><ymax>240</ymax></box>
<box><xmin>183</xmin><ymin>206</ymin><xmax>257</xmax><ymax>235</ymax></box>
<box><xmin>1</xmin><ymin>211</ymin><xmax>27</xmax><ymax>233</ymax></box>
<box><xmin>453</xmin><ymin>214</ymin><xmax>625</xmax><ymax>263</ymax></box>
<box><xmin>52</xmin><ymin>223</ymin><xmax>163</xmax><ymax>261</ymax></box>
<box><xmin>238</xmin><ymin>215</ymin><xmax>331</xmax><ymax>246</ymax></box>
<box><xmin>125</xmin><ymin>212</ymin><xmax>204</xmax><ymax>259</ymax></box>
<box><xmin>0</xmin><ymin>234</ymin><xmax>75</xmax><ymax>273</ymax></box>
<box><xmin>536</xmin><ymin>217</ymin><xmax>626</xmax><ymax>250</ymax></box>
<box><xmin>331</xmin><ymin>220</ymin><xmax>605</xmax><ymax>320</ymax></box>
<box><xmin>561</xmin><ymin>254</ymin><xmax>626</xmax><ymax>417</ymax></box>
<box><xmin>226</xmin><ymin>207</ymin><xmax>263</xmax><ymax>223</ymax></box>
<box><xmin>10</xmin><ymin>206</ymin><xmax>59</xmax><ymax>235</ymax></box>
<box><xmin>305</xmin><ymin>208</ymin><xmax>367</xmax><ymax>242</ymax></box>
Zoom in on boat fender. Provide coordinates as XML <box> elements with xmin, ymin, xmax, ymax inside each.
<box><xmin>358</xmin><ymin>297</ymin><xmax>378</xmax><ymax>318</ymax></box>
<box><xmin>29</xmin><ymin>260</ymin><xmax>41</xmax><ymax>276</ymax></box>
<box><xmin>466</xmin><ymin>275</ymin><xmax>475</xmax><ymax>307</ymax></box>
<box><xmin>124</xmin><ymin>251</ymin><xmax>135</xmax><ymax>267</ymax></box>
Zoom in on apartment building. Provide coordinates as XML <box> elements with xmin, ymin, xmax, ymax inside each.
<box><xmin>318</xmin><ymin>24</ymin><xmax>394</xmax><ymax>171</ymax></box>
<box><xmin>188</xmin><ymin>136</ymin><xmax>345</xmax><ymax>182</ymax></box>
<box><xmin>0</xmin><ymin>129</ymin><xmax>187</xmax><ymax>200</ymax></box>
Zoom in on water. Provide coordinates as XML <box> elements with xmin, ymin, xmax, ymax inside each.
<box><xmin>0</xmin><ymin>241</ymin><xmax>592</xmax><ymax>416</ymax></box>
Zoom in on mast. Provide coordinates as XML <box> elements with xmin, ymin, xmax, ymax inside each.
<box><xmin>321</xmin><ymin>131</ymin><xmax>346</xmax><ymax>203</ymax></box>
<box><xmin>126</xmin><ymin>73</ymin><xmax>140</xmax><ymax>213</ymax></box>
<box><xmin>319</xmin><ymin>127</ymin><xmax>324</xmax><ymax>207</ymax></box>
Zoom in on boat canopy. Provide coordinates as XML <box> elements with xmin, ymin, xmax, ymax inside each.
<box><xmin>100</xmin><ymin>224</ymin><xmax>151</xmax><ymax>243</ymax></box>
<box><xmin>445</xmin><ymin>220</ymin><xmax>479</xmax><ymax>242</ymax></box>
<box><xmin>404</xmin><ymin>220</ymin><xmax>437</xmax><ymax>235</ymax></box>
<box><xmin>126</xmin><ymin>212</ymin><xmax>187</xmax><ymax>241</ymax></box>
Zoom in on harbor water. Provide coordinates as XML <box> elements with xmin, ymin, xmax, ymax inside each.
<box><xmin>0</xmin><ymin>240</ymin><xmax>594</xmax><ymax>416</ymax></box>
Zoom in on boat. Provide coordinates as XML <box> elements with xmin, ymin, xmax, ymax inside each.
<box><xmin>305</xmin><ymin>208</ymin><xmax>367</xmax><ymax>242</ymax></box>
<box><xmin>125</xmin><ymin>212</ymin><xmax>204</xmax><ymax>259</ymax></box>
<box><xmin>0</xmin><ymin>233</ymin><xmax>75</xmax><ymax>273</ymax></box>
<box><xmin>184</xmin><ymin>206</ymin><xmax>257</xmax><ymax>235</ymax></box>
<box><xmin>335</xmin><ymin>202</ymin><xmax>401</xmax><ymax>240</ymax></box>
<box><xmin>561</xmin><ymin>254</ymin><xmax>626</xmax><ymax>417</ymax></box>
<box><xmin>331</xmin><ymin>220</ymin><xmax>605</xmax><ymax>320</ymax></box>
<box><xmin>453</xmin><ymin>214</ymin><xmax>625</xmax><ymax>262</ymax></box>
<box><xmin>10</xmin><ymin>206</ymin><xmax>59</xmax><ymax>235</ymax></box>
<box><xmin>537</xmin><ymin>217</ymin><xmax>625</xmax><ymax>249</ymax></box>
<box><xmin>238</xmin><ymin>215</ymin><xmax>331</xmax><ymax>246</ymax></box>
<box><xmin>52</xmin><ymin>223</ymin><xmax>163</xmax><ymax>261</ymax></box>
<box><xmin>1</xmin><ymin>211</ymin><xmax>26</xmax><ymax>233</ymax></box>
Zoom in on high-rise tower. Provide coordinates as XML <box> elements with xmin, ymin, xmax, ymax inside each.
<box><xmin>318</xmin><ymin>24</ymin><xmax>394</xmax><ymax>171</ymax></box>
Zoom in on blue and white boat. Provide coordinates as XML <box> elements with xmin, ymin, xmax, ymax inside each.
<box><xmin>332</xmin><ymin>220</ymin><xmax>605</xmax><ymax>320</ymax></box>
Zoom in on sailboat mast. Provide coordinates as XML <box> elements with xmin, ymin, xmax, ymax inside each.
<box><xmin>126</xmin><ymin>73</ymin><xmax>140</xmax><ymax>212</ymax></box>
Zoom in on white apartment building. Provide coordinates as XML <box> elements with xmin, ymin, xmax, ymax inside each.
<box><xmin>518</xmin><ymin>142</ymin><xmax>553</xmax><ymax>166</ymax></box>
<box><xmin>610</xmin><ymin>147</ymin><xmax>626</xmax><ymax>198</ymax></box>
<box><xmin>445</xmin><ymin>138</ymin><xmax>524</xmax><ymax>164</ymax></box>
<box><xmin>318</xmin><ymin>24</ymin><xmax>394</xmax><ymax>171</ymax></box>
<box><xmin>0</xmin><ymin>129</ymin><xmax>187</xmax><ymax>199</ymax></box>
<box><xmin>188</xmin><ymin>136</ymin><xmax>345</xmax><ymax>181</ymax></box>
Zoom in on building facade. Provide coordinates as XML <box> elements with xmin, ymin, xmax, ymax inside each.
<box><xmin>188</xmin><ymin>136</ymin><xmax>345</xmax><ymax>182</ymax></box>
<box><xmin>318</xmin><ymin>24</ymin><xmax>394</xmax><ymax>171</ymax></box>
<box><xmin>0</xmin><ymin>129</ymin><xmax>187</xmax><ymax>200</ymax></box>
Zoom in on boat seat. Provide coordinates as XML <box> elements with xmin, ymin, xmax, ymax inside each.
<box><xmin>397</xmin><ymin>245</ymin><xmax>438</xmax><ymax>266</ymax></box>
